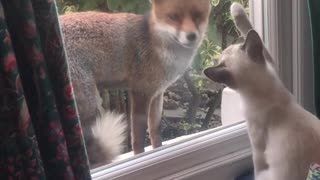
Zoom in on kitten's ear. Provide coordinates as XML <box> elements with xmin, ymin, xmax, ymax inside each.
<box><xmin>203</xmin><ymin>66</ymin><xmax>236</xmax><ymax>89</ymax></box>
<box><xmin>242</xmin><ymin>30</ymin><xmax>264</xmax><ymax>63</ymax></box>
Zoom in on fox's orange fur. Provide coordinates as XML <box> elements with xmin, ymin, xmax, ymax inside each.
<box><xmin>59</xmin><ymin>0</ymin><xmax>211</xmax><ymax>166</ymax></box>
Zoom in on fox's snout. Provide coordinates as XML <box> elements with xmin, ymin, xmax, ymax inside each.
<box><xmin>154</xmin><ymin>21</ymin><xmax>202</xmax><ymax>48</ymax></box>
<box><xmin>176</xmin><ymin>31</ymin><xmax>199</xmax><ymax>48</ymax></box>
<box><xmin>186</xmin><ymin>32</ymin><xmax>197</xmax><ymax>41</ymax></box>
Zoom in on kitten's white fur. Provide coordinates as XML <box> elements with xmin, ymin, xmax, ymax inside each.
<box><xmin>231</xmin><ymin>3</ymin><xmax>320</xmax><ymax>180</ymax></box>
<box><xmin>206</xmin><ymin>3</ymin><xmax>320</xmax><ymax>180</ymax></box>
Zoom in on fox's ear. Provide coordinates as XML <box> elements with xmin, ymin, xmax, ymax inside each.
<box><xmin>242</xmin><ymin>29</ymin><xmax>264</xmax><ymax>63</ymax></box>
<box><xmin>203</xmin><ymin>66</ymin><xmax>236</xmax><ymax>89</ymax></box>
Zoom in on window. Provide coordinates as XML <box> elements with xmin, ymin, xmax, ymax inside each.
<box><xmin>57</xmin><ymin>0</ymin><xmax>249</xmax><ymax>165</ymax></box>
<box><xmin>56</xmin><ymin>0</ymin><xmax>314</xmax><ymax>179</ymax></box>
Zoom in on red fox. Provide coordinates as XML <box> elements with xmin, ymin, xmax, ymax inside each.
<box><xmin>59</xmin><ymin>0</ymin><xmax>212</xmax><ymax>166</ymax></box>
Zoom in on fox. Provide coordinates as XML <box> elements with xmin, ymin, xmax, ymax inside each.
<box><xmin>204</xmin><ymin>3</ymin><xmax>320</xmax><ymax>180</ymax></box>
<box><xmin>59</xmin><ymin>0</ymin><xmax>212</xmax><ymax>166</ymax></box>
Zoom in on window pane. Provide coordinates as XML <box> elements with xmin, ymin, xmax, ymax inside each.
<box><xmin>56</xmin><ymin>0</ymin><xmax>249</xmax><ymax>169</ymax></box>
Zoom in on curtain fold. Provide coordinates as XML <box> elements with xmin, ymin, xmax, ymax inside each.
<box><xmin>0</xmin><ymin>0</ymin><xmax>91</xmax><ymax>179</ymax></box>
<box><xmin>308</xmin><ymin>0</ymin><xmax>320</xmax><ymax>117</ymax></box>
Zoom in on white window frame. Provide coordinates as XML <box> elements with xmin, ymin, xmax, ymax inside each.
<box><xmin>264</xmin><ymin>0</ymin><xmax>315</xmax><ymax>112</ymax></box>
<box><xmin>90</xmin><ymin>1</ymin><xmax>314</xmax><ymax>179</ymax></box>
<box><xmin>91</xmin><ymin>122</ymin><xmax>251</xmax><ymax>180</ymax></box>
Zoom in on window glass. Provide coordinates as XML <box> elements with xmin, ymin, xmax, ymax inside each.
<box><xmin>56</xmin><ymin>0</ymin><xmax>249</xmax><ymax>169</ymax></box>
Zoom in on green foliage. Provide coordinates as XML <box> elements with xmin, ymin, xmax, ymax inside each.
<box><xmin>178</xmin><ymin>120</ymin><xmax>201</xmax><ymax>133</ymax></box>
<box><xmin>194</xmin><ymin>0</ymin><xmax>249</xmax><ymax>74</ymax></box>
<box><xmin>56</xmin><ymin>0</ymin><xmax>79</xmax><ymax>14</ymax></box>
<box><xmin>211</xmin><ymin>0</ymin><xmax>220</xmax><ymax>7</ymax></box>
<box><xmin>56</xmin><ymin>0</ymin><xmax>150</xmax><ymax>14</ymax></box>
<box><xmin>78</xmin><ymin>0</ymin><xmax>100</xmax><ymax>11</ymax></box>
<box><xmin>107</xmin><ymin>0</ymin><xmax>150</xmax><ymax>14</ymax></box>
<box><xmin>200</xmin><ymin>39</ymin><xmax>221</xmax><ymax>68</ymax></box>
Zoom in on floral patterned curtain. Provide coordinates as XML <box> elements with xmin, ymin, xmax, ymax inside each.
<box><xmin>0</xmin><ymin>0</ymin><xmax>91</xmax><ymax>179</ymax></box>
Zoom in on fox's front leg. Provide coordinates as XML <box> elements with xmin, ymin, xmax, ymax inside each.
<box><xmin>148</xmin><ymin>92</ymin><xmax>164</xmax><ymax>148</ymax></box>
<box><xmin>129</xmin><ymin>91</ymin><xmax>151</xmax><ymax>154</ymax></box>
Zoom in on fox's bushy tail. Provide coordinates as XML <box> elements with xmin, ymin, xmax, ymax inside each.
<box><xmin>91</xmin><ymin>111</ymin><xmax>127</xmax><ymax>163</ymax></box>
<box><xmin>230</xmin><ymin>2</ymin><xmax>273</xmax><ymax>63</ymax></box>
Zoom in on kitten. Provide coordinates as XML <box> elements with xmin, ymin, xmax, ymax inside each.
<box><xmin>204</xmin><ymin>3</ymin><xmax>320</xmax><ymax>180</ymax></box>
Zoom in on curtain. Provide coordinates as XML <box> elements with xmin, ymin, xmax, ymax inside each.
<box><xmin>308</xmin><ymin>0</ymin><xmax>320</xmax><ymax>117</ymax></box>
<box><xmin>0</xmin><ymin>0</ymin><xmax>91</xmax><ymax>179</ymax></box>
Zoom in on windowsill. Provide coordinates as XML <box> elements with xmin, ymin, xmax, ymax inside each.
<box><xmin>91</xmin><ymin>122</ymin><xmax>252</xmax><ymax>180</ymax></box>
<box><xmin>114</xmin><ymin>128</ymin><xmax>215</xmax><ymax>162</ymax></box>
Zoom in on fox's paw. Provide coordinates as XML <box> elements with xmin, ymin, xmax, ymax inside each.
<box><xmin>230</xmin><ymin>2</ymin><xmax>246</xmax><ymax>18</ymax></box>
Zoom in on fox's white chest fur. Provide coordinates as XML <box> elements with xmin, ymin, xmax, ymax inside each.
<box><xmin>155</xmin><ymin>44</ymin><xmax>196</xmax><ymax>90</ymax></box>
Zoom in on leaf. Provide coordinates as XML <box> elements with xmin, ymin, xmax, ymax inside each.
<box><xmin>211</xmin><ymin>0</ymin><xmax>220</xmax><ymax>7</ymax></box>
<box><xmin>107</xmin><ymin>0</ymin><xmax>150</xmax><ymax>14</ymax></box>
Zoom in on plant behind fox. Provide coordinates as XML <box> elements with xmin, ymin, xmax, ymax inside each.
<box><xmin>59</xmin><ymin>0</ymin><xmax>212</xmax><ymax>167</ymax></box>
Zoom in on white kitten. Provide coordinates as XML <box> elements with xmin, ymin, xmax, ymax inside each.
<box><xmin>204</xmin><ymin>3</ymin><xmax>320</xmax><ymax>180</ymax></box>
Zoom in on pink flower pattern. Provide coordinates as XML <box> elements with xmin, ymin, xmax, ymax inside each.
<box><xmin>64</xmin><ymin>83</ymin><xmax>73</xmax><ymax>100</ymax></box>
<box><xmin>3</xmin><ymin>53</ymin><xmax>17</xmax><ymax>73</ymax></box>
<box><xmin>29</xmin><ymin>45</ymin><xmax>44</xmax><ymax>66</ymax></box>
<box><xmin>24</xmin><ymin>20</ymin><xmax>37</xmax><ymax>39</ymax></box>
<box><xmin>64</xmin><ymin>105</ymin><xmax>77</xmax><ymax>120</ymax></box>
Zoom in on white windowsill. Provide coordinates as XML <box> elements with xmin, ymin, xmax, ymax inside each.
<box><xmin>91</xmin><ymin>122</ymin><xmax>252</xmax><ymax>180</ymax></box>
<box><xmin>114</xmin><ymin>127</ymin><xmax>218</xmax><ymax>162</ymax></box>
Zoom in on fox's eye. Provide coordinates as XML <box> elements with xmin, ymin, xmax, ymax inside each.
<box><xmin>168</xmin><ymin>14</ymin><xmax>180</xmax><ymax>21</ymax></box>
<box><xmin>192</xmin><ymin>11</ymin><xmax>203</xmax><ymax>21</ymax></box>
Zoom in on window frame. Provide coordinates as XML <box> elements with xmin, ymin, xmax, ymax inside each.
<box><xmin>264</xmin><ymin>0</ymin><xmax>315</xmax><ymax>112</ymax></box>
<box><xmin>90</xmin><ymin>0</ymin><xmax>314</xmax><ymax>179</ymax></box>
<box><xmin>91</xmin><ymin>122</ymin><xmax>252</xmax><ymax>180</ymax></box>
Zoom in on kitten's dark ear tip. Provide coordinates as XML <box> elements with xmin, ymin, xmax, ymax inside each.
<box><xmin>203</xmin><ymin>67</ymin><xmax>216</xmax><ymax>81</ymax></box>
<box><xmin>246</xmin><ymin>29</ymin><xmax>262</xmax><ymax>42</ymax></box>
<box><xmin>203</xmin><ymin>67</ymin><xmax>213</xmax><ymax>80</ymax></box>
<box><xmin>246</xmin><ymin>29</ymin><xmax>257</xmax><ymax>35</ymax></box>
